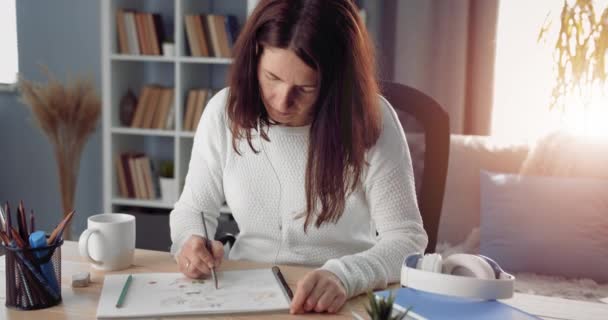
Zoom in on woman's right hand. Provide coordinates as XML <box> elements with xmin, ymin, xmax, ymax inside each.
<box><xmin>176</xmin><ymin>235</ymin><xmax>224</xmax><ymax>279</ymax></box>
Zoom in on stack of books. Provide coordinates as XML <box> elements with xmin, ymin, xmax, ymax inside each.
<box><xmin>115</xmin><ymin>153</ymin><xmax>158</xmax><ymax>200</ymax></box>
<box><xmin>184</xmin><ymin>14</ymin><xmax>239</xmax><ymax>58</ymax></box>
<box><xmin>130</xmin><ymin>85</ymin><xmax>175</xmax><ymax>130</ymax></box>
<box><xmin>116</xmin><ymin>9</ymin><xmax>166</xmax><ymax>55</ymax></box>
<box><xmin>183</xmin><ymin>88</ymin><xmax>214</xmax><ymax>131</ymax></box>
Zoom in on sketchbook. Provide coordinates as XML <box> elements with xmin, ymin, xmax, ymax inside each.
<box><xmin>96</xmin><ymin>269</ymin><xmax>291</xmax><ymax>318</ymax></box>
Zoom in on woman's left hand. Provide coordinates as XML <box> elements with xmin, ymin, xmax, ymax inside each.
<box><xmin>290</xmin><ymin>269</ymin><xmax>347</xmax><ymax>314</ymax></box>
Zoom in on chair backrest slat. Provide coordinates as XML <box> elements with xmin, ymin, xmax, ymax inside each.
<box><xmin>380</xmin><ymin>81</ymin><xmax>450</xmax><ymax>253</ymax></box>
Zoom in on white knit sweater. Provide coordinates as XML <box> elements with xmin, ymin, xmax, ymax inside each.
<box><xmin>169</xmin><ymin>88</ymin><xmax>427</xmax><ymax>298</ymax></box>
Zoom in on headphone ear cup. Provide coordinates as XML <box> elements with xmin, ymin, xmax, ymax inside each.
<box><xmin>418</xmin><ymin>253</ymin><xmax>443</xmax><ymax>273</ymax></box>
<box><xmin>442</xmin><ymin>254</ymin><xmax>496</xmax><ymax>280</ymax></box>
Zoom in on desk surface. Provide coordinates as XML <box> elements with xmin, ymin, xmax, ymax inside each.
<box><xmin>1</xmin><ymin>241</ymin><xmax>607</xmax><ymax>320</ymax></box>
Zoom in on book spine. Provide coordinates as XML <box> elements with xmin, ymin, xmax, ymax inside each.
<box><xmin>116</xmin><ymin>9</ymin><xmax>130</xmax><ymax>54</ymax></box>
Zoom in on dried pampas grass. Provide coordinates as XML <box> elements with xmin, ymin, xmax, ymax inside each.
<box><xmin>18</xmin><ymin>66</ymin><xmax>101</xmax><ymax>240</ymax></box>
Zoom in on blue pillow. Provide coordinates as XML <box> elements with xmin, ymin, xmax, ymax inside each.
<box><xmin>479</xmin><ymin>171</ymin><xmax>608</xmax><ymax>282</ymax></box>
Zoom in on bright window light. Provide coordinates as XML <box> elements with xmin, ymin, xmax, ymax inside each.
<box><xmin>0</xmin><ymin>0</ymin><xmax>18</xmax><ymax>85</ymax></box>
<box><xmin>492</xmin><ymin>0</ymin><xmax>608</xmax><ymax>141</ymax></box>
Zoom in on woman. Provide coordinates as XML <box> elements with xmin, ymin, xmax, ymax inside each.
<box><xmin>170</xmin><ymin>0</ymin><xmax>427</xmax><ymax>314</ymax></box>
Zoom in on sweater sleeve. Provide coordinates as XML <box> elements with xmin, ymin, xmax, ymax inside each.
<box><xmin>320</xmin><ymin>97</ymin><xmax>428</xmax><ymax>297</ymax></box>
<box><xmin>169</xmin><ymin>88</ymin><xmax>230</xmax><ymax>256</ymax></box>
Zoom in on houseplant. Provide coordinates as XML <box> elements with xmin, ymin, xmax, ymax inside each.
<box><xmin>539</xmin><ymin>0</ymin><xmax>608</xmax><ymax>113</ymax></box>
<box><xmin>159</xmin><ymin>160</ymin><xmax>177</xmax><ymax>204</ymax></box>
<box><xmin>18</xmin><ymin>66</ymin><xmax>101</xmax><ymax>240</ymax></box>
<box><xmin>362</xmin><ymin>291</ymin><xmax>411</xmax><ymax>320</ymax></box>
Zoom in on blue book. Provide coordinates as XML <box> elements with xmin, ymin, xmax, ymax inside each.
<box><xmin>224</xmin><ymin>15</ymin><xmax>239</xmax><ymax>47</ymax></box>
<box><xmin>376</xmin><ymin>288</ymin><xmax>541</xmax><ymax>320</ymax></box>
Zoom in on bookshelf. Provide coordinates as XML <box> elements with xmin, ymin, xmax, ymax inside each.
<box><xmin>101</xmin><ymin>0</ymin><xmax>257</xmax><ymax>250</ymax></box>
<box><xmin>101</xmin><ymin>0</ymin><xmax>378</xmax><ymax>250</ymax></box>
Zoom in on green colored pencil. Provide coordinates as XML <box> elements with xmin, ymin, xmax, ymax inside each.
<box><xmin>115</xmin><ymin>274</ymin><xmax>133</xmax><ymax>308</ymax></box>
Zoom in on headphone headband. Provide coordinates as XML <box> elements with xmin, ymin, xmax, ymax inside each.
<box><xmin>401</xmin><ymin>253</ymin><xmax>515</xmax><ymax>300</ymax></box>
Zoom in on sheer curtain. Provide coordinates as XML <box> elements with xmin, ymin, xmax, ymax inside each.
<box><xmin>383</xmin><ymin>0</ymin><xmax>499</xmax><ymax>135</ymax></box>
<box><xmin>492</xmin><ymin>0</ymin><xmax>608</xmax><ymax>142</ymax></box>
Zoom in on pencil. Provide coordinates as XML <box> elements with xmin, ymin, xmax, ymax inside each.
<box><xmin>201</xmin><ymin>211</ymin><xmax>218</xmax><ymax>289</ymax></box>
<box><xmin>29</xmin><ymin>210</ymin><xmax>35</xmax><ymax>235</ymax></box>
<box><xmin>6</xmin><ymin>203</ymin><xmax>11</xmax><ymax>241</ymax></box>
<box><xmin>17</xmin><ymin>201</ymin><xmax>28</xmax><ymax>243</ymax></box>
<box><xmin>0</xmin><ymin>230</ymin><xmax>10</xmax><ymax>246</ymax></box>
<box><xmin>0</xmin><ymin>202</ymin><xmax>6</xmax><ymax>232</ymax></box>
<box><xmin>47</xmin><ymin>210</ymin><xmax>75</xmax><ymax>245</ymax></box>
<box><xmin>115</xmin><ymin>274</ymin><xmax>133</xmax><ymax>308</ymax></box>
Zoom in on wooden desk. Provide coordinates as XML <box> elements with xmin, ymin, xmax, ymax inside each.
<box><xmin>1</xmin><ymin>241</ymin><xmax>370</xmax><ymax>319</ymax></box>
<box><xmin>1</xmin><ymin>242</ymin><xmax>607</xmax><ymax>319</ymax></box>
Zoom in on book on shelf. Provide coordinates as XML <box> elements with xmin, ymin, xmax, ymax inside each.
<box><xmin>116</xmin><ymin>9</ymin><xmax>165</xmax><ymax>55</ymax></box>
<box><xmin>165</xmin><ymin>101</ymin><xmax>175</xmax><ymax>130</ymax></box>
<box><xmin>185</xmin><ymin>14</ymin><xmax>212</xmax><ymax>57</ymax></box>
<box><xmin>116</xmin><ymin>153</ymin><xmax>160</xmax><ymax>200</ymax></box>
<box><xmin>205</xmin><ymin>15</ymin><xmax>223</xmax><ymax>58</ymax></box>
<box><xmin>140</xmin><ymin>156</ymin><xmax>157</xmax><ymax>199</ymax></box>
<box><xmin>153</xmin><ymin>88</ymin><xmax>175</xmax><ymax>129</ymax></box>
<box><xmin>184</xmin><ymin>13</ymin><xmax>238</xmax><ymax>58</ymax></box>
<box><xmin>134</xmin><ymin>12</ymin><xmax>149</xmax><ymax>55</ymax></box>
<box><xmin>115</xmin><ymin>154</ymin><xmax>129</xmax><ymax>197</ymax></box>
<box><xmin>140</xmin><ymin>85</ymin><xmax>161</xmax><ymax>129</ymax></box>
<box><xmin>123</xmin><ymin>10</ymin><xmax>140</xmax><ymax>55</ymax></box>
<box><xmin>184</xmin><ymin>15</ymin><xmax>201</xmax><ymax>56</ymax></box>
<box><xmin>150</xmin><ymin>14</ymin><xmax>165</xmax><ymax>55</ymax></box>
<box><xmin>127</xmin><ymin>154</ymin><xmax>143</xmax><ymax>198</ymax></box>
<box><xmin>116</xmin><ymin>9</ymin><xmax>130</xmax><ymax>54</ymax></box>
<box><xmin>118</xmin><ymin>153</ymin><xmax>135</xmax><ymax>198</ymax></box>
<box><xmin>183</xmin><ymin>88</ymin><xmax>213</xmax><ymax>131</ymax></box>
<box><xmin>225</xmin><ymin>15</ymin><xmax>239</xmax><ymax>48</ymax></box>
<box><xmin>192</xmin><ymin>89</ymin><xmax>209</xmax><ymax>131</ymax></box>
<box><xmin>130</xmin><ymin>86</ymin><xmax>149</xmax><ymax>128</ymax></box>
<box><xmin>129</xmin><ymin>85</ymin><xmax>175</xmax><ymax>130</ymax></box>
<box><xmin>183</xmin><ymin>90</ymin><xmax>197</xmax><ymax>131</ymax></box>
<box><xmin>213</xmin><ymin>15</ymin><xmax>233</xmax><ymax>57</ymax></box>
<box><xmin>197</xmin><ymin>15</ymin><xmax>212</xmax><ymax>56</ymax></box>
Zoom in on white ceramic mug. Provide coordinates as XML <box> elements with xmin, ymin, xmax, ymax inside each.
<box><xmin>78</xmin><ymin>213</ymin><xmax>136</xmax><ymax>271</ymax></box>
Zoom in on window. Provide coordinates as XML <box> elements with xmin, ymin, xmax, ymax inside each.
<box><xmin>492</xmin><ymin>0</ymin><xmax>608</xmax><ymax>141</ymax></box>
<box><xmin>0</xmin><ymin>0</ymin><xmax>18</xmax><ymax>91</ymax></box>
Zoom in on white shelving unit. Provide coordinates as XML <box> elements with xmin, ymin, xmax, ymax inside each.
<box><xmin>101</xmin><ymin>0</ymin><xmax>258</xmax><ymax>214</ymax></box>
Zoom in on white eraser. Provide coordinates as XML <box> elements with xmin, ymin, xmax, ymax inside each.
<box><xmin>72</xmin><ymin>272</ymin><xmax>90</xmax><ymax>287</ymax></box>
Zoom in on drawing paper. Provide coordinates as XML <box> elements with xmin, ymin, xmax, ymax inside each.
<box><xmin>97</xmin><ymin>269</ymin><xmax>290</xmax><ymax>318</ymax></box>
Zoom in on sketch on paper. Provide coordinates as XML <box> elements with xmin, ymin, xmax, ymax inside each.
<box><xmin>97</xmin><ymin>269</ymin><xmax>291</xmax><ymax>318</ymax></box>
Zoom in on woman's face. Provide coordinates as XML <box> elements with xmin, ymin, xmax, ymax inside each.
<box><xmin>257</xmin><ymin>46</ymin><xmax>318</xmax><ymax>127</ymax></box>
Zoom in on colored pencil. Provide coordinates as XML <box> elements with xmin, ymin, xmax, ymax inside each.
<box><xmin>10</xmin><ymin>228</ymin><xmax>26</xmax><ymax>249</ymax></box>
<box><xmin>6</xmin><ymin>202</ymin><xmax>12</xmax><ymax>241</ymax></box>
<box><xmin>29</xmin><ymin>210</ymin><xmax>35</xmax><ymax>235</ymax></box>
<box><xmin>13</xmin><ymin>249</ymin><xmax>60</xmax><ymax>300</ymax></box>
<box><xmin>0</xmin><ymin>230</ymin><xmax>10</xmax><ymax>246</ymax></box>
<box><xmin>115</xmin><ymin>274</ymin><xmax>133</xmax><ymax>308</ymax></box>
<box><xmin>0</xmin><ymin>203</ymin><xmax>6</xmax><ymax>232</ymax></box>
<box><xmin>16</xmin><ymin>263</ymin><xmax>34</xmax><ymax>307</ymax></box>
<box><xmin>47</xmin><ymin>210</ymin><xmax>75</xmax><ymax>245</ymax></box>
<box><xmin>17</xmin><ymin>201</ymin><xmax>28</xmax><ymax>245</ymax></box>
<box><xmin>201</xmin><ymin>211</ymin><xmax>218</xmax><ymax>289</ymax></box>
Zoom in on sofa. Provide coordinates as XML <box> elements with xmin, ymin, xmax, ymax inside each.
<box><xmin>435</xmin><ymin>134</ymin><xmax>608</xmax><ymax>302</ymax></box>
<box><xmin>437</xmin><ymin>135</ymin><xmax>529</xmax><ymax>246</ymax></box>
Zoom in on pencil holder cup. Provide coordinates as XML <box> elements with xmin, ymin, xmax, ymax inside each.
<box><xmin>3</xmin><ymin>239</ymin><xmax>64</xmax><ymax>310</ymax></box>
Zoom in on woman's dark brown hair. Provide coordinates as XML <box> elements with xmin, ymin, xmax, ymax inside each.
<box><xmin>227</xmin><ymin>0</ymin><xmax>382</xmax><ymax>231</ymax></box>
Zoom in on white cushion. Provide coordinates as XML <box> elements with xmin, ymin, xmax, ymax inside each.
<box><xmin>479</xmin><ymin>170</ymin><xmax>608</xmax><ymax>282</ymax></box>
<box><xmin>438</xmin><ymin>135</ymin><xmax>529</xmax><ymax>245</ymax></box>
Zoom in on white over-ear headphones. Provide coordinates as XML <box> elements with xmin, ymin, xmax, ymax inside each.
<box><xmin>401</xmin><ymin>253</ymin><xmax>515</xmax><ymax>300</ymax></box>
